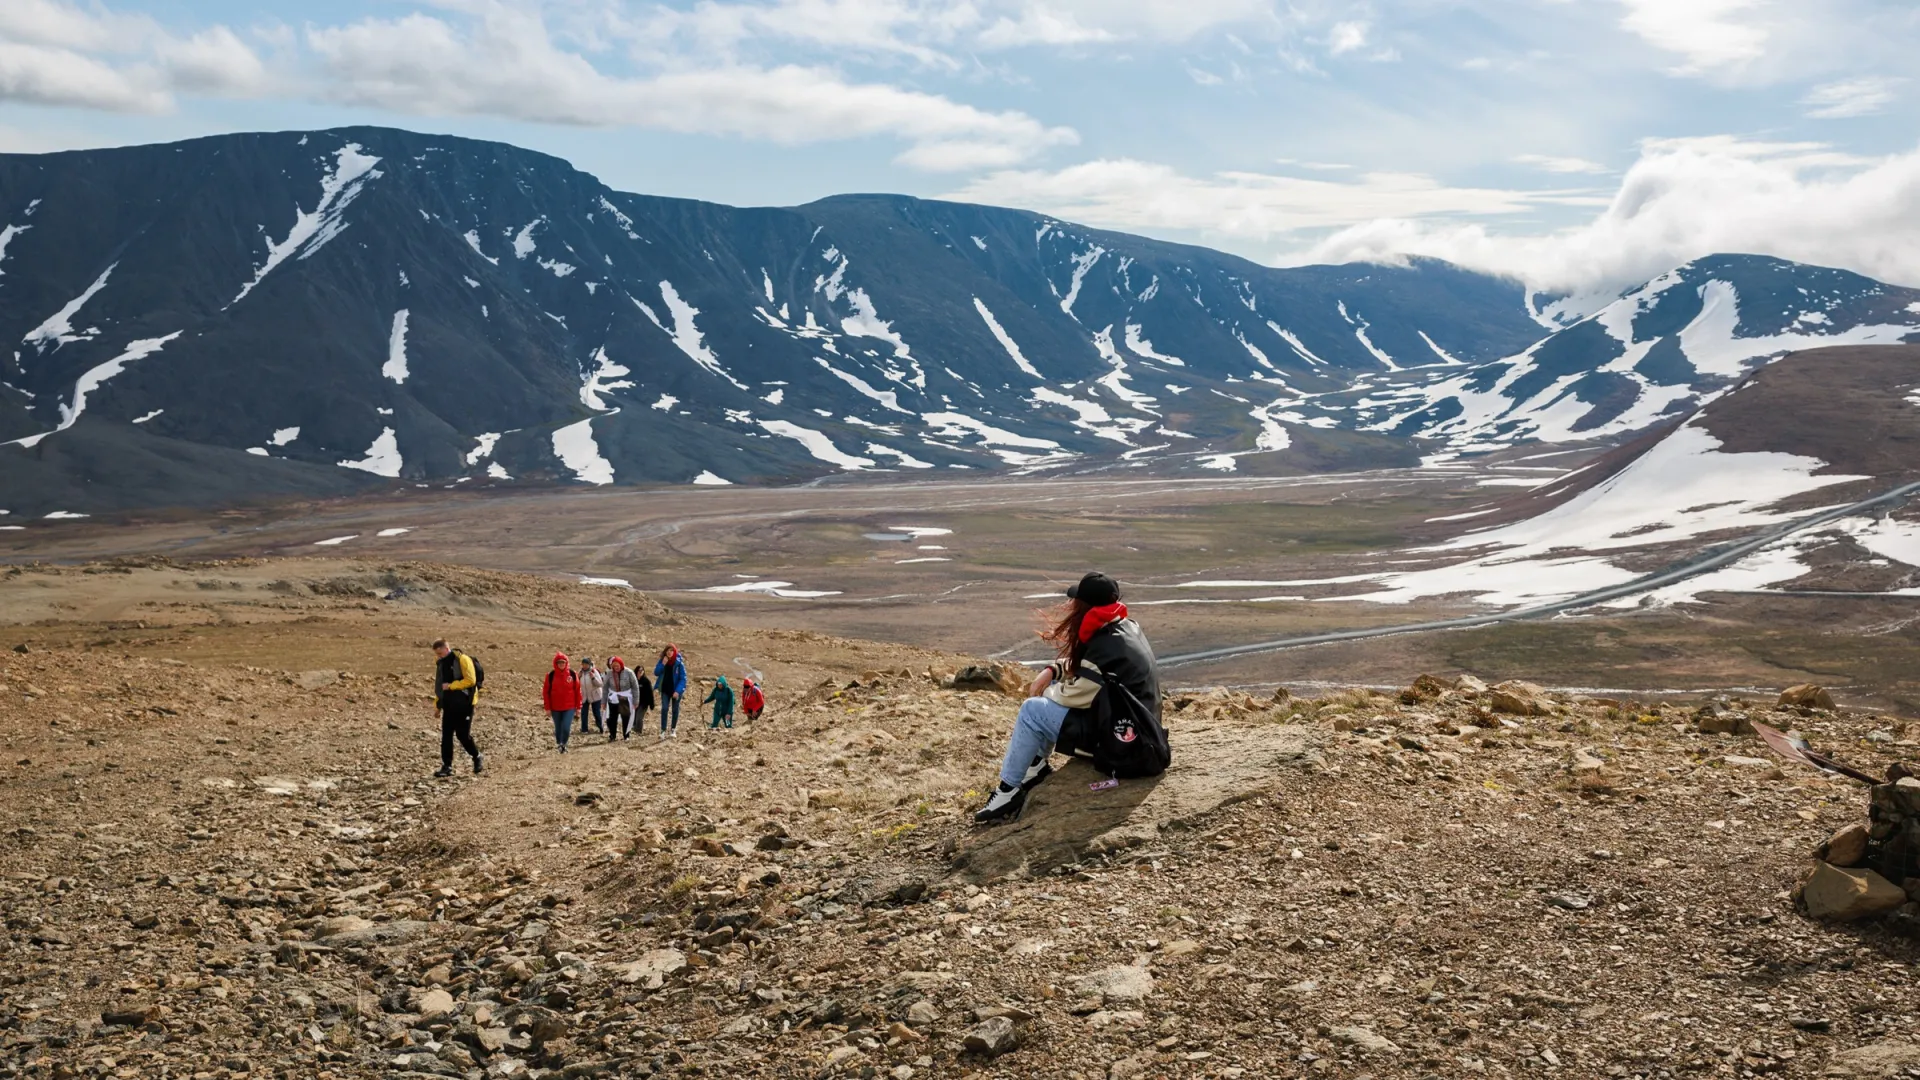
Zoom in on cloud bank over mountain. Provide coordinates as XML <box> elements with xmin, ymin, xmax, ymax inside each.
<box><xmin>0</xmin><ymin>0</ymin><xmax>1916</xmax><ymax>303</ymax></box>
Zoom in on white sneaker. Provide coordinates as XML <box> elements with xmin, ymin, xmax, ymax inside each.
<box><xmin>1019</xmin><ymin>754</ymin><xmax>1053</xmax><ymax>789</ymax></box>
<box><xmin>973</xmin><ymin>781</ymin><xmax>1028</xmax><ymax>824</ymax></box>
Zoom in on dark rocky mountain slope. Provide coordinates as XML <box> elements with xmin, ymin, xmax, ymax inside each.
<box><xmin>2</xmin><ymin>128</ymin><xmax>1916</xmax><ymax>515</ymax></box>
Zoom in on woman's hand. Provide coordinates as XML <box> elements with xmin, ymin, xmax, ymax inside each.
<box><xmin>1028</xmin><ymin>666</ymin><xmax>1054</xmax><ymax>698</ymax></box>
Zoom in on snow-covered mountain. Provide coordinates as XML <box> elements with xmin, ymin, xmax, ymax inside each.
<box><xmin>1344</xmin><ymin>256</ymin><xmax>1920</xmax><ymax>455</ymax></box>
<box><xmin>2</xmin><ymin>128</ymin><xmax>1917</xmax><ymax>514</ymax></box>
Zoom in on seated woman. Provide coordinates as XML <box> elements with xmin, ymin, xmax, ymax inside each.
<box><xmin>975</xmin><ymin>572</ymin><xmax>1167</xmax><ymax>824</ymax></box>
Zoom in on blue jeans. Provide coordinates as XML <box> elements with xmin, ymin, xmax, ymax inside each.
<box><xmin>551</xmin><ymin>709</ymin><xmax>575</xmax><ymax>748</ymax></box>
<box><xmin>580</xmin><ymin>700</ymin><xmax>603</xmax><ymax>732</ymax></box>
<box><xmin>998</xmin><ymin>697</ymin><xmax>1068</xmax><ymax>787</ymax></box>
<box><xmin>661</xmin><ymin>694</ymin><xmax>680</xmax><ymax>732</ymax></box>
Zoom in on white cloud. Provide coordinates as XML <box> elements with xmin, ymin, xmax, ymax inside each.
<box><xmin>306</xmin><ymin>6</ymin><xmax>1074</xmax><ymax>171</ymax></box>
<box><xmin>0</xmin><ymin>0</ymin><xmax>266</xmax><ymax>111</ymax></box>
<box><xmin>1303</xmin><ymin>135</ymin><xmax>1920</xmax><ymax>299</ymax></box>
<box><xmin>0</xmin><ymin>40</ymin><xmax>166</xmax><ymax>111</ymax></box>
<box><xmin>993</xmin><ymin>0</ymin><xmax>1276</xmax><ymax>42</ymax></box>
<box><xmin>976</xmin><ymin>8</ymin><xmax>1116</xmax><ymax>48</ymax></box>
<box><xmin>0</xmin><ymin>0</ymin><xmax>152</xmax><ymax>51</ymax></box>
<box><xmin>1326</xmin><ymin>20</ymin><xmax>1368</xmax><ymax>56</ymax></box>
<box><xmin>945</xmin><ymin>157</ymin><xmax>1583</xmax><ymax>237</ymax></box>
<box><xmin>157</xmin><ymin>26</ymin><xmax>269</xmax><ymax>96</ymax></box>
<box><xmin>1802</xmin><ymin>75</ymin><xmax>1905</xmax><ymax>119</ymax></box>
<box><xmin>632</xmin><ymin>0</ymin><xmax>970</xmax><ymax>67</ymax></box>
<box><xmin>1515</xmin><ymin>153</ymin><xmax>1611</xmax><ymax>175</ymax></box>
<box><xmin>1616</xmin><ymin>0</ymin><xmax>1766</xmax><ymax>74</ymax></box>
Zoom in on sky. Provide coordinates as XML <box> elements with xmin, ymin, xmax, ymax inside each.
<box><xmin>2</xmin><ymin>0</ymin><xmax>1918</xmax><ymax>299</ymax></box>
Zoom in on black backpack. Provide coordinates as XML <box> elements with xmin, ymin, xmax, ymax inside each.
<box><xmin>457</xmin><ymin>650</ymin><xmax>486</xmax><ymax>692</ymax></box>
<box><xmin>1058</xmin><ymin>679</ymin><xmax>1171</xmax><ymax>780</ymax></box>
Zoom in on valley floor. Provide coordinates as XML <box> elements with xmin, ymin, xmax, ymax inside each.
<box><xmin>9</xmin><ymin>462</ymin><xmax>1920</xmax><ymax>713</ymax></box>
<box><xmin>1</xmin><ymin>561</ymin><xmax>1918</xmax><ymax>1079</ymax></box>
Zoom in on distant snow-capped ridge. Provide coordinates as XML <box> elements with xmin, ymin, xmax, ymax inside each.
<box><xmin>1</xmin><ymin>127</ymin><xmax>1916</xmax><ymax>514</ymax></box>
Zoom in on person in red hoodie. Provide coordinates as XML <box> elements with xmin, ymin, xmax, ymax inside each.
<box><xmin>543</xmin><ymin>652</ymin><xmax>584</xmax><ymax>754</ymax></box>
<box><xmin>741</xmin><ymin>678</ymin><xmax>765</xmax><ymax>723</ymax></box>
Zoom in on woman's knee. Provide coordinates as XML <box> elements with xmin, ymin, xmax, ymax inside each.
<box><xmin>1016</xmin><ymin>696</ymin><xmax>1061</xmax><ymax>732</ymax></box>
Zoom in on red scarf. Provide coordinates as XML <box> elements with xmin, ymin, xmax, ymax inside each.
<box><xmin>1077</xmin><ymin>602</ymin><xmax>1128</xmax><ymax>643</ymax></box>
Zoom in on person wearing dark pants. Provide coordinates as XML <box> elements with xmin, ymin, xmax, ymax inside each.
<box><xmin>578</xmin><ymin>657</ymin><xmax>606</xmax><ymax>734</ymax></box>
<box><xmin>432</xmin><ymin>639</ymin><xmax>484</xmax><ymax>777</ymax></box>
<box><xmin>703</xmin><ymin>675</ymin><xmax>735</xmax><ymax>731</ymax></box>
<box><xmin>605</xmin><ymin>656</ymin><xmax>639</xmax><ymax>741</ymax></box>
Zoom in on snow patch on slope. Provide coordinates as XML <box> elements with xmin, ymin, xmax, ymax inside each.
<box><xmin>24</xmin><ymin>263</ymin><xmax>115</xmax><ymax>349</ymax></box>
<box><xmin>512</xmin><ymin>219</ymin><xmax>543</xmax><ymax>259</ymax></box>
<box><xmin>463</xmin><ymin>231</ymin><xmax>499</xmax><ymax>265</ymax></box>
<box><xmin>816</xmin><ymin>360</ymin><xmax>909</xmax><ymax>414</ymax></box>
<box><xmin>0</xmin><ymin>222</ymin><xmax>30</xmax><ymax>278</ymax></box>
<box><xmin>465</xmin><ymin>432</ymin><xmax>500</xmax><ymax>466</ymax></box>
<box><xmin>1268</xmin><ymin>324</ymin><xmax>1327</xmax><ymax>366</ymax></box>
<box><xmin>581</xmin><ymin>347</ymin><xmax>632</xmax><ymax>412</ymax></box>
<box><xmin>552</xmin><ymin>416</ymin><xmax>615</xmax><ymax>485</ymax></box>
<box><xmin>233</xmin><ymin>144</ymin><xmax>380</xmax><ymax>305</ymax></box>
<box><xmin>1337</xmin><ymin>421</ymin><xmax>1865</xmax><ymax>606</ymax></box>
<box><xmin>658</xmin><ymin>282</ymin><xmax>748</xmax><ymax>389</ymax></box>
<box><xmin>337</xmin><ymin>427</ymin><xmax>402</xmax><ymax>478</ymax></box>
<box><xmin>1059</xmin><ymin>245</ymin><xmax>1105</xmax><ymax>317</ymax></box>
<box><xmin>758</xmin><ymin>420</ymin><xmax>874</xmax><ymax>470</ymax></box>
<box><xmin>1124</xmin><ymin>324</ymin><xmax>1185</xmax><ymax>367</ymax></box>
<box><xmin>5</xmin><ymin>331</ymin><xmax>182</xmax><ymax>449</ymax></box>
<box><xmin>1092</xmin><ymin>326</ymin><xmax>1158</xmax><ymax>412</ymax></box>
<box><xmin>974</xmin><ymin>299</ymin><xmax>1040</xmax><ymax>379</ymax></box>
<box><xmin>382</xmin><ymin>310</ymin><xmax>410</xmax><ymax>384</ymax></box>
<box><xmin>1677</xmin><ymin>280</ymin><xmax>1916</xmax><ymax>378</ymax></box>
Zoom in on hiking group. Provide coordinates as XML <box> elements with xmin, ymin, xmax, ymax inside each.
<box><xmin>541</xmin><ymin>644</ymin><xmax>767</xmax><ymax>752</ymax></box>
<box><xmin>430</xmin><ymin>570</ymin><xmax>1156</xmax><ymax>812</ymax></box>
<box><xmin>431</xmin><ymin>639</ymin><xmax>769</xmax><ymax>772</ymax></box>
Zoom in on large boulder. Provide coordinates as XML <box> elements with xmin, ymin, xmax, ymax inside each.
<box><xmin>1780</xmin><ymin>684</ymin><xmax>1836</xmax><ymax>710</ymax></box>
<box><xmin>1818</xmin><ymin>824</ymin><xmax>1870</xmax><ymax>868</ymax></box>
<box><xmin>1074</xmin><ymin>965</ymin><xmax>1154</xmax><ymax>1004</ymax></box>
<box><xmin>1488</xmin><ymin>680</ymin><xmax>1551</xmax><ymax>717</ymax></box>
<box><xmin>615</xmin><ymin>949</ymin><xmax>689</xmax><ymax>990</ymax></box>
<box><xmin>951</xmin><ymin>724</ymin><xmax>1320</xmax><ymax>882</ymax></box>
<box><xmin>1801</xmin><ymin>862</ymin><xmax>1907</xmax><ymax>921</ymax></box>
<box><xmin>947</xmin><ymin>662</ymin><xmax>1025</xmax><ymax>695</ymax></box>
<box><xmin>1400</xmin><ymin>674</ymin><xmax>1452</xmax><ymax>704</ymax></box>
<box><xmin>1823</xmin><ymin>1040</ymin><xmax>1920</xmax><ymax>1077</ymax></box>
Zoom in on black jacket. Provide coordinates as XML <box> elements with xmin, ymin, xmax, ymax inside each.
<box><xmin>435</xmin><ymin>650</ymin><xmax>477</xmax><ymax>710</ymax></box>
<box><xmin>1081</xmin><ymin>618</ymin><xmax>1160</xmax><ymax>722</ymax></box>
<box><xmin>1062</xmin><ymin>618</ymin><xmax>1169</xmax><ymax>778</ymax></box>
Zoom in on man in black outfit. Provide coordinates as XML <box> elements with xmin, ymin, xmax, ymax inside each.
<box><xmin>432</xmin><ymin>639</ymin><xmax>484</xmax><ymax>777</ymax></box>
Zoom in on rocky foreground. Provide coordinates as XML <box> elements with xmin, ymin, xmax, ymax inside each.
<box><xmin>3</xmin><ymin>561</ymin><xmax>1920</xmax><ymax>1079</ymax></box>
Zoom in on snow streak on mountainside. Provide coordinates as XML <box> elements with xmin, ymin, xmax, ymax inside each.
<box><xmin>0</xmin><ymin>128</ymin><xmax>1916</xmax><ymax>515</ymax></box>
<box><xmin>1349</xmin><ymin>257</ymin><xmax>1920</xmax><ymax>455</ymax></box>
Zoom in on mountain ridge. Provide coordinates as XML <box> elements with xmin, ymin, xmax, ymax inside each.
<box><xmin>1</xmin><ymin>126</ymin><xmax>1916</xmax><ymax>516</ymax></box>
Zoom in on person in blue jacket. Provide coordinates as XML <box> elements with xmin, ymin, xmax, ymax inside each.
<box><xmin>654</xmin><ymin>644</ymin><xmax>688</xmax><ymax>739</ymax></box>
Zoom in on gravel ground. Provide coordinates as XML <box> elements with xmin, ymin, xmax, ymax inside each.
<box><xmin>2</xmin><ymin>560</ymin><xmax>1918</xmax><ymax>1079</ymax></box>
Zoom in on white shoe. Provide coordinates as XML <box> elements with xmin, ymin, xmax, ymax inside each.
<box><xmin>973</xmin><ymin>781</ymin><xmax>1028</xmax><ymax>824</ymax></box>
<box><xmin>1020</xmin><ymin>754</ymin><xmax>1053</xmax><ymax>789</ymax></box>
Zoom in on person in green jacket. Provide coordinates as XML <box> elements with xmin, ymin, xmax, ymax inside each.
<box><xmin>703</xmin><ymin>675</ymin><xmax>735</xmax><ymax>730</ymax></box>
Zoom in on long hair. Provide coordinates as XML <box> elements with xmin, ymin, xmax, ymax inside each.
<box><xmin>1040</xmin><ymin>598</ymin><xmax>1094</xmax><ymax>676</ymax></box>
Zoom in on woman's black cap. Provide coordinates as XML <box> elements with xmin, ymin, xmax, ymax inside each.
<box><xmin>1066</xmin><ymin>572</ymin><xmax>1120</xmax><ymax>606</ymax></box>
